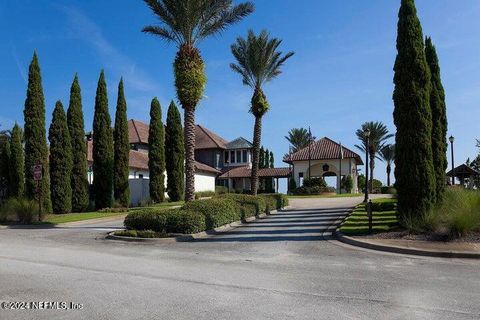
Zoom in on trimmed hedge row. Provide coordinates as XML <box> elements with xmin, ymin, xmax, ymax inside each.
<box><xmin>124</xmin><ymin>194</ymin><xmax>289</xmax><ymax>235</ymax></box>
<box><xmin>124</xmin><ymin>208</ymin><xmax>206</xmax><ymax>234</ymax></box>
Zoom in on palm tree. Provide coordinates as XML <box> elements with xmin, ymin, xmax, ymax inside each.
<box><xmin>380</xmin><ymin>144</ymin><xmax>395</xmax><ymax>187</ymax></box>
<box><xmin>142</xmin><ymin>0</ymin><xmax>254</xmax><ymax>202</ymax></box>
<box><xmin>230</xmin><ymin>30</ymin><xmax>294</xmax><ymax>195</ymax></box>
<box><xmin>285</xmin><ymin>128</ymin><xmax>315</xmax><ymax>153</ymax></box>
<box><xmin>355</xmin><ymin>121</ymin><xmax>394</xmax><ymax>192</ymax></box>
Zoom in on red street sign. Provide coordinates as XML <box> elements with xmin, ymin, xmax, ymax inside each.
<box><xmin>33</xmin><ymin>164</ymin><xmax>43</xmax><ymax>181</ymax></box>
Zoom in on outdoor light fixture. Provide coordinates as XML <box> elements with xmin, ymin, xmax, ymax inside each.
<box><xmin>363</xmin><ymin>128</ymin><xmax>371</xmax><ymax>203</ymax></box>
<box><xmin>449</xmin><ymin>135</ymin><xmax>455</xmax><ymax>185</ymax></box>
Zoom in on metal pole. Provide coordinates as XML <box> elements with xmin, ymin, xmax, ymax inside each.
<box><xmin>364</xmin><ymin>136</ymin><xmax>369</xmax><ymax>203</ymax></box>
<box><xmin>451</xmin><ymin>139</ymin><xmax>455</xmax><ymax>185</ymax></box>
<box><xmin>308</xmin><ymin>127</ymin><xmax>312</xmax><ymax>180</ymax></box>
<box><xmin>339</xmin><ymin>142</ymin><xmax>343</xmax><ymax>195</ymax></box>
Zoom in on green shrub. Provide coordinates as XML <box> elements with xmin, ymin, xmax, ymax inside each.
<box><xmin>424</xmin><ymin>189</ymin><xmax>480</xmax><ymax>239</ymax></box>
<box><xmin>182</xmin><ymin>198</ymin><xmax>239</xmax><ymax>229</ymax></box>
<box><xmin>124</xmin><ymin>208</ymin><xmax>206</xmax><ymax>234</ymax></box>
<box><xmin>0</xmin><ymin>198</ymin><xmax>41</xmax><ymax>224</ymax></box>
<box><xmin>380</xmin><ymin>187</ymin><xmax>397</xmax><ymax>194</ymax></box>
<box><xmin>194</xmin><ymin>190</ymin><xmax>215</xmax><ymax>199</ymax></box>
<box><xmin>124</xmin><ymin>208</ymin><xmax>168</xmax><ymax>232</ymax></box>
<box><xmin>341</xmin><ymin>175</ymin><xmax>353</xmax><ymax>193</ymax></box>
<box><xmin>114</xmin><ymin>229</ymin><xmax>167</xmax><ymax>238</ymax></box>
<box><xmin>215</xmin><ymin>186</ymin><xmax>228</xmax><ymax>195</ymax></box>
<box><xmin>303</xmin><ymin>177</ymin><xmax>327</xmax><ymax>188</ymax></box>
<box><xmin>137</xmin><ymin>197</ymin><xmax>153</xmax><ymax>208</ymax></box>
<box><xmin>216</xmin><ymin>194</ymin><xmax>266</xmax><ymax>219</ymax></box>
<box><xmin>293</xmin><ymin>186</ymin><xmax>335</xmax><ymax>195</ymax></box>
<box><xmin>259</xmin><ymin>194</ymin><xmax>289</xmax><ymax>213</ymax></box>
<box><xmin>165</xmin><ymin>209</ymin><xmax>206</xmax><ymax>234</ymax></box>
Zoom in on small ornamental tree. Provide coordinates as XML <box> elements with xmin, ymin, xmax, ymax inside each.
<box><xmin>148</xmin><ymin>98</ymin><xmax>166</xmax><ymax>203</ymax></box>
<box><xmin>393</xmin><ymin>0</ymin><xmax>435</xmax><ymax>219</ymax></box>
<box><xmin>9</xmin><ymin>124</ymin><xmax>25</xmax><ymax>198</ymax></box>
<box><xmin>67</xmin><ymin>74</ymin><xmax>89</xmax><ymax>212</ymax></box>
<box><xmin>113</xmin><ymin>78</ymin><xmax>130</xmax><ymax>207</ymax></box>
<box><xmin>269</xmin><ymin>151</ymin><xmax>274</xmax><ymax>168</ymax></box>
<box><xmin>48</xmin><ymin>101</ymin><xmax>73</xmax><ymax>214</ymax></box>
<box><xmin>165</xmin><ymin>101</ymin><xmax>184</xmax><ymax>202</ymax></box>
<box><xmin>425</xmin><ymin>37</ymin><xmax>448</xmax><ymax>203</ymax></box>
<box><xmin>92</xmin><ymin>70</ymin><xmax>114</xmax><ymax>209</ymax></box>
<box><xmin>23</xmin><ymin>52</ymin><xmax>51</xmax><ymax>212</ymax></box>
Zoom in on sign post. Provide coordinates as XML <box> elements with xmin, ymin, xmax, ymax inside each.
<box><xmin>33</xmin><ymin>164</ymin><xmax>43</xmax><ymax>221</ymax></box>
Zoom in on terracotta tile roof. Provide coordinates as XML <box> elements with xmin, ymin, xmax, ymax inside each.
<box><xmin>195</xmin><ymin>161</ymin><xmax>221</xmax><ymax>174</ymax></box>
<box><xmin>219</xmin><ymin>166</ymin><xmax>291</xmax><ymax>179</ymax></box>
<box><xmin>195</xmin><ymin>125</ymin><xmax>228</xmax><ymax>149</ymax></box>
<box><xmin>87</xmin><ymin>140</ymin><xmax>220</xmax><ymax>174</ymax></box>
<box><xmin>283</xmin><ymin>137</ymin><xmax>363</xmax><ymax>165</ymax></box>
<box><xmin>87</xmin><ymin>140</ymin><xmax>149</xmax><ymax>170</ymax></box>
<box><xmin>128</xmin><ymin>119</ymin><xmax>149</xmax><ymax>144</ymax></box>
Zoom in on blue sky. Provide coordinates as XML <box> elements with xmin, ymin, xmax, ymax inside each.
<box><xmin>1</xmin><ymin>0</ymin><xmax>479</xmax><ymax>187</ymax></box>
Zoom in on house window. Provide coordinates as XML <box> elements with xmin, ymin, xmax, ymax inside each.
<box><xmin>224</xmin><ymin>151</ymin><xmax>229</xmax><ymax>164</ymax></box>
<box><xmin>236</xmin><ymin>150</ymin><xmax>242</xmax><ymax>163</ymax></box>
<box><xmin>230</xmin><ymin>150</ymin><xmax>236</xmax><ymax>163</ymax></box>
<box><xmin>242</xmin><ymin>150</ymin><xmax>248</xmax><ymax>163</ymax></box>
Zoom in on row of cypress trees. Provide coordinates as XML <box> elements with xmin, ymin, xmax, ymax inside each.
<box><xmin>393</xmin><ymin>0</ymin><xmax>448</xmax><ymax>221</ymax></box>
<box><xmin>11</xmin><ymin>52</ymin><xmax>185</xmax><ymax>213</ymax></box>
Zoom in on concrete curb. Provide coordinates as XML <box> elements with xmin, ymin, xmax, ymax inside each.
<box><xmin>335</xmin><ymin>231</ymin><xmax>480</xmax><ymax>259</ymax></box>
<box><xmin>105</xmin><ymin>208</ymin><xmax>282</xmax><ymax>243</ymax></box>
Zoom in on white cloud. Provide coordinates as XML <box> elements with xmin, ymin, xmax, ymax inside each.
<box><xmin>60</xmin><ymin>5</ymin><xmax>162</xmax><ymax>94</ymax></box>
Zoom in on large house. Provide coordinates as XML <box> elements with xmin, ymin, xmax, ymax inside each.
<box><xmin>86</xmin><ymin>120</ymin><xmax>291</xmax><ymax>203</ymax></box>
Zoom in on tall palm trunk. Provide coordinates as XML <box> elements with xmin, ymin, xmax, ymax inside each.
<box><xmin>251</xmin><ymin>115</ymin><xmax>262</xmax><ymax>195</ymax></box>
<box><xmin>184</xmin><ymin>107</ymin><xmax>196</xmax><ymax>201</ymax></box>
<box><xmin>174</xmin><ymin>45</ymin><xmax>206</xmax><ymax>202</ymax></box>
<box><xmin>386</xmin><ymin>163</ymin><xmax>391</xmax><ymax>187</ymax></box>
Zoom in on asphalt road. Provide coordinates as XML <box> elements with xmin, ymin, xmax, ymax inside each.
<box><xmin>0</xmin><ymin>196</ymin><xmax>479</xmax><ymax>320</ymax></box>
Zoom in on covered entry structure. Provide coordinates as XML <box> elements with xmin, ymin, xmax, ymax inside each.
<box><xmin>283</xmin><ymin>137</ymin><xmax>363</xmax><ymax>194</ymax></box>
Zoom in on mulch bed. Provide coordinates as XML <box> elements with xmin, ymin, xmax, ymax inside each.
<box><xmin>359</xmin><ymin>229</ymin><xmax>480</xmax><ymax>243</ymax></box>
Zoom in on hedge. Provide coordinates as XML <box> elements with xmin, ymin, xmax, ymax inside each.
<box><xmin>259</xmin><ymin>194</ymin><xmax>289</xmax><ymax>213</ymax></box>
<box><xmin>124</xmin><ymin>208</ymin><xmax>205</xmax><ymax>234</ymax></box>
<box><xmin>216</xmin><ymin>194</ymin><xmax>266</xmax><ymax>220</ymax></box>
<box><xmin>124</xmin><ymin>194</ymin><xmax>289</xmax><ymax>235</ymax></box>
<box><xmin>183</xmin><ymin>198</ymin><xmax>239</xmax><ymax>229</ymax></box>
<box><xmin>370</xmin><ymin>201</ymin><xmax>397</xmax><ymax>212</ymax></box>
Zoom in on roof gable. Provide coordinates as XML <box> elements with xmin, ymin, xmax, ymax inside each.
<box><xmin>195</xmin><ymin>125</ymin><xmax>228</xmax><ymax>149</ymax></box>
<box><xmin>283</xmin><ymin>137</ymin><xmax>363</xmax><ymax>164</ymax></box>
<box><xmin>128</xmin><ymin>119</ymin><xmax>149</xmax><ymax>144</ymax></box>
<box><xmin>226</xmin><ymin>137</ymin><xmax>253</xmax><ymax>149</ymax></box>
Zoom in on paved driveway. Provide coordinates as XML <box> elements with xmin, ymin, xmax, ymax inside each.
<box><xmin>0</xmin><ymin>196</ymin><xmax>479</xmax><ymax>320</ymax></box>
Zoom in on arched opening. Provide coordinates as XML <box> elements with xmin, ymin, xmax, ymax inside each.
<box><xmin>323</xmin><ymin>171</ymin><xmax>337</xmax><ymax>191</ymax></box>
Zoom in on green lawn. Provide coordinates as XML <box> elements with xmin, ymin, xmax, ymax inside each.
<box><xmin>40</xmin><ymin>211</ymin><xmax>127</xmax><ymax>224</ymax></box>
<box><xmin>338</xmin><ymin>198</ymin><xmax>400</xmax><ymax>236</ymax></box>
<box><xmin>36</xmin><ymin>201</ymin><xmax>184</xmax><ymax>225</ymax></box>
<box><xmin>287</xmin><ymin>193</ymin><xmax>362</xmax><ymax>199</ymax></box>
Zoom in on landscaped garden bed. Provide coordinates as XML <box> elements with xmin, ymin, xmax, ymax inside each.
<box><xmin>338</xmin><ymin>189</ymin><xmax>480</xmax><ymax>243</ymax></box>
<box><xmin>119</xmin><ymin>193</ymin><xmax>288</xmax><ymax>239</ymax></box>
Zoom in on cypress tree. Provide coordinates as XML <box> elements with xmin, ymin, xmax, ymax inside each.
<box><xmin>393</xmin><ymin>0</ymin><xmax>435</xmax><ymax>219</ymax></box>
<box><xmin>148</xmin><ymin>97</ymin><xmax>166</xmax><ymax>203</ymax></box>
<box><xmin>113</xmin><ymin>78</ymin><xmax>130</xmax><ymax>207</ymax></box>
<box><xmin>165</xmin><ymin>101</ymin><xmax>184</xmax><ymax>201</ymax></box>
<box><xmin>48</xmin><ymin>101</ymin><xmax>73</xmax><ymax>214</ymax></box>
<box><xmin>23</xmin><ymin>52</ymin><xmax>51</xmax><ymax>212</ymax></box>
<box><xmin>9</xmin><ymin>124</ymin><xmax>25</xmax><ymax>198</ymax></box>
<box><xmin>67</xmin><ymin>74</ymin><xmax>89</xmax><ymax>212</ymax></box>
<box><xmin>93</xmin><ymin>70</ymin><xmax>114</xmax><ymax>209</ymax></box>
<box><xmin>269</xmin><ymin>151</ymin><xmax>274</xmax><ymax>168</ymax></box>
<box><xmin>425</xmin><ymin>37</ymin><xmax>448</xmax><ymax>202</ymax></box>
<box><xmin>0</xmin><ymin>138</ymin><xmax>10</xmax><ymax>197</ymax></box>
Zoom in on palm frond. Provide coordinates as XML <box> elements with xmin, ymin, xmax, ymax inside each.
<box><xmin>142</xmin><ymin>0</ymin><xmax>254</xmax><ymax>47</ymax></box>
<box><xmin>230</xmin><ymin>29</ymin><xmax>294</xmax><ymax>89</ymax></box>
